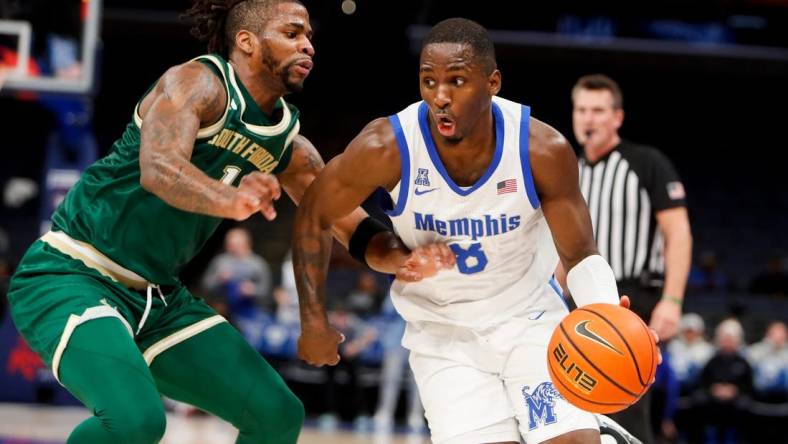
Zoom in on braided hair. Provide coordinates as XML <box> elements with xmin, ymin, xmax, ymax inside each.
<box><xmin>183</xmin><ymin>0</ymin><xmax>299</xmax><ymax>57</ymax></box>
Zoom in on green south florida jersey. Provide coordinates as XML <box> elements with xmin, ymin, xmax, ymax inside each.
<box><xmin>51</xmin><ymin>54</ymin><xmax>300</xmax><ymax>286</ymax></box>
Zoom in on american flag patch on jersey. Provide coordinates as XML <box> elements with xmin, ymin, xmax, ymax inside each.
<box><xmin>497</xmin><ymin>179</ymin><xmax>517</xmax><ymax>194</ymax></box>
<box><xmin>667</xmin><ymin>181</ymin><xmax>686</xmax><ymax>200</ymax></box>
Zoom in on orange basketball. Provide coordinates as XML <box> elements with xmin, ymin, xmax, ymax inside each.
<box><xmin>546</xmin><ymin>303</ymin><xmax>658</xmax><ymax>414</ymax></box>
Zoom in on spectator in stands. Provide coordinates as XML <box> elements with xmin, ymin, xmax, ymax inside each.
<box><xmin>373</xmin><ymin>296</ymin><xmax>425</xmax><ymax>434</ymax></box>
<box><xmin>749</xmin><ymin>254</ymin><xmax>788</xmax><ymax>296</ymax></box>
<box><xmin>319</xmin><ymin>301</ymin><xmax>379</xmax><ymax>432</ymax></box>
<box><xmin>697</xmin><ymin>318</ymin><xmax>753</xmax><ymax>444</ymax></box>
<box><xmin>668</xmin><ymin>313</ymin><xmax>714</xmax><ymax>394</ymax></box>
<box><xmin>345</xmin><ymin>271</ymin><xmax>382</xmax><ymax>318</ymax></box>
<box><xmin>747</xmin><ymin>321</ymin><xmax>788</xmax><ymax>402</ymax></box>
<box><xmin>201</xmin><ymin>227</ymin><xmax>273</xmax><ymax>346</ymax></box>
<box><xmin>688</xmin><ymin>250</ymin><xmax>729</xmax><ymax>292</ymax></box>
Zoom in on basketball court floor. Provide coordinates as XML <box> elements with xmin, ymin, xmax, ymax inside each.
<box><xmin>0</xmin><ymin>403</ymin><xmax>430</xmax><ymax>444</ymax></box>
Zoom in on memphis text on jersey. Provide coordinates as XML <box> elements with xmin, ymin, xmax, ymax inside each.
<box><xmin>208</xmin><ymin>128</ymin><xmax>279</xmax><ymax>173</ymax></box>
<box><xmin>414</xmin><ymin>211</ymin><xmax>521</xmax><ymax>241</ymax></box>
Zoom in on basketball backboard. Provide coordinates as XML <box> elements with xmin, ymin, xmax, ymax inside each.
<box><xmin>0</xmin><ymin>0</ymin><xmax>101</xmax><ymax>94</ymax></box>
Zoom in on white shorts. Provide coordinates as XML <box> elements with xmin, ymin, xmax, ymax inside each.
<box><xmin>405</xmin><ymin>285</ymin><xmax>599</xmax><ymax>443</ymax></box>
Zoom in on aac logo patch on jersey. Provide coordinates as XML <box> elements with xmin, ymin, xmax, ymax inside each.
<box><xmin>522</xmin><ymin>382</ymin><xmax>563</xmax><ymax>430</ymax></box>
<box><xmin>414</xmin><ymin>168</ymin><xmax>431</xmax><ymax>186</ymax></box>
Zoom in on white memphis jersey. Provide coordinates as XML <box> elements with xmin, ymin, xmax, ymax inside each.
<box><xmin>386</xmin><ymin>96</ymin><xmax>564</xmax><ymax>329</ymax></box>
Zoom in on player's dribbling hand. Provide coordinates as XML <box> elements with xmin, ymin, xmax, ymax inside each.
<box><xmin>619</xmin><ymin>294</ymin><xmax>663</xmax><ymax>367</ymax></box>
<box><xmin>228</xmin><ymin>172</ymin><xmax>281</xmax><ymax>221</ymax></box>
<box><xmin>297</xmin><ymin>325</ymin><xmax>345</xmax><ymax>367</ymax></box>
<box><xmin>395</xmin><ymin>242</ymin><xmax>456</xmax><ymax>282</ymax></box>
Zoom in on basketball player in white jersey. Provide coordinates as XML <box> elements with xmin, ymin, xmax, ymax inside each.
<box><xmin>293</xmin><ymin>18</ymin><xmax>650</xmax><ymax>444</ymax></box>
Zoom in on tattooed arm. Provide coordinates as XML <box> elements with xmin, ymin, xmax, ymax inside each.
<box><xmin>139</xmin><ymin>62</ymin><xmax>279</xmax><ymax>221</ymax></box>
<box><xmin>279</xmin><ymin>134</ymin><xmax>395</xmax><ymax>247</ymax></box>
<box><xmin>291</xmin><ymin>119</ymin><xmax>452</xmax><ymax>367</ymax></box>
<box><xmin>279</xmin><ymin>134</ymin><xmax>454</xmax><ymax>274</ymax></box>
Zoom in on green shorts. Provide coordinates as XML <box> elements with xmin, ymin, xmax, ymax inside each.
<box><xmin>7</xmin><ymin>240</ymin><xmax>225</xmax><ymax>382</ymax></box>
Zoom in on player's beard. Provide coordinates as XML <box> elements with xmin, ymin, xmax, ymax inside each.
<box><xmin>281</xmin><ymin>61</ymin><xmax>304</xmax><ymax>93</ymax></box>
<box><xmin>261</xmin><ymin>46</ymin><xmax>305</xmax><ymax>94</ymax></box>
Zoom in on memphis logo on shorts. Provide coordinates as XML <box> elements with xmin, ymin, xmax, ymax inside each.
<box><xmin>522</xmin><ymin>382</ymin><xmax>563</xmax><ymax>430</ymax></box>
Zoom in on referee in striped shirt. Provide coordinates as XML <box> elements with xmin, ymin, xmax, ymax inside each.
<box><xmin>566</xmin><ymin>74</ymin><xmax>693</xmax><ymax>443</ymax></box>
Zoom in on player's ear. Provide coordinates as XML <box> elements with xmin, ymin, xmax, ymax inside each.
<box><xmin>235</xmin><ymin>29</ymin><xmax>256</xmax><ymax>55</ymax></box>
<box><xmin>488</xmin><ymin>69</ymin><xmax>501</xmax><ymax>96</ymax></box>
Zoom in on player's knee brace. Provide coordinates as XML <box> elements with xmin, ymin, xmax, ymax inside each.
<box><xmin>238</xmin><ymin>380</ymin><xmax>304</xmax><ymax>444</ymax></box>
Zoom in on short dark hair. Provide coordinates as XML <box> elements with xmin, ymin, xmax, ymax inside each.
<box><xmin>422</xmin><ymin>18</ymin><xmax>497</xmax><ymax>74</ymax></box>
<box><xmin>572</xmin><ymin>74</ymin><xmax>624</xmax><ymax>109</ymax></box>
<box><xmin>184</xmin><ymin>0</ymin><xmax>301</xmax><ymax>56</ymax></box>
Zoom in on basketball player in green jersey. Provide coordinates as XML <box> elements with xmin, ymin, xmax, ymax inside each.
<box><xmin>6</xmin><ymin>1</ymin><xmax>453</xmax><ymax>443</ymax></box>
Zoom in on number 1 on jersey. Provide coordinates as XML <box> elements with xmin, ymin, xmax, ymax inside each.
<box><xmin>449</xmin><ymin>243</ymin><xmax>488</xmax><ymax>274</ymax></box>
<box><xmin>220</xmin><ymin>165</ymin><xmax>242</xmax><ymax>185</ymax></box>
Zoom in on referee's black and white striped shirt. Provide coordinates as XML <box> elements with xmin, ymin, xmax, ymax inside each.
<box><xmin>578</xmin><ymin>140</ymin><xmax>686</xmax><ymax>285</ymax></box>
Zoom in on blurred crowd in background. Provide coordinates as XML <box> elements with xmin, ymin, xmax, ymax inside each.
<box><xmin>2</xmin><ymin>1</ymin><xmax>788</xmax><ymax>443</ymax></box>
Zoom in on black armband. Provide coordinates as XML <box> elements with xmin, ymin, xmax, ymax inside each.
<box><xmin>349</xmin><ymin>216</ymin><xmax>390</xmax><ymax>266</ymax></box>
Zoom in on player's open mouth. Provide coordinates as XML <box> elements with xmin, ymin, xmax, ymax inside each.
<box><xmin>436</xmin><ymin>114</ymin><xmax>455</xmax><ymax>137</ymax></box>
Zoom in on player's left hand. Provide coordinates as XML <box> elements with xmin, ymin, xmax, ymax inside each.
<box><xmin>395</xmin><ymin>242</ymin><xmax>456</xmax><ymax>282</ymax></box>
<box><xmin>649</xmin><ymin>298</ymin><xmax>681</xmax><ymax>341</ymax></box>
<box><xmin>619</xmin><ymin>295</ymin><xmax>662</xmax><ymax>367</ymax></box>
<box><xmin>297</xmin><ymin>324</ymin><xmax>345</xmax><ymax>367</ymax></box>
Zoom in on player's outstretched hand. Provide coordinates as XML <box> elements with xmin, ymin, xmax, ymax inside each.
<box><xmin>619</xmin><ymin>294</ymin><xmax>662</xmax><ymax>367</ymax></box>
<box><xmin>228</xmin><ymin>172</ymin><xmax>281</xmax><ymax>221</ymax></box>
<box><xmin>297</xmin><ymin>325</ymin><xmax>345</xmax><ymax>367</ymax></box>
<box><xmin>396</xmin><ymin>242</ymin><xmax>456</xmax><ymax>282</ymax></box>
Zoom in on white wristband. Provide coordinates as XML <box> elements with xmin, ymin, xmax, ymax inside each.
<box><xmin>566</xmin><ymin>254</ymin><xmax>619</xmax><ymax>307</ymax></box>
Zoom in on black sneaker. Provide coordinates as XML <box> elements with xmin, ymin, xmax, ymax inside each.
<box><xmin>596</xmin><ymin>414</ymin><xmax>643</xmax><ymax>444</ymax></box>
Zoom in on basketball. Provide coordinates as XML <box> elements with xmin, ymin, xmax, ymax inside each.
<box><xmin>547</xmin><ymin>303</ymin><xmax>658</xmax><ymax>414</ymax></box>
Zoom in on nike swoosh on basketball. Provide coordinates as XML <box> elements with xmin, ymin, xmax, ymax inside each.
<box><xmin>414</xmin><ymin>187</ymin><xmax>439</xmax><ymax>196</ymax></box>
<box><xmin>574</xmin><ymin>320</ymin><xmax>624</xmax><ymax>355</ymax></box>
